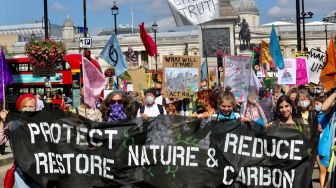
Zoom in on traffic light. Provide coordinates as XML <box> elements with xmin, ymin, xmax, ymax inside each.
<box><xmin>84</xmin><ymin>50</ymin><xmax>91</xmax><ymax>61</ymax></box>
<box><xmin>217</xmin><ymin>50</ymin><xmax>223</xmax><ymax>68</ymax></box>
<box><xmin>253</xmin><ymin>46</ymin><xmax>260</xmax><ymax>72</ymax></box>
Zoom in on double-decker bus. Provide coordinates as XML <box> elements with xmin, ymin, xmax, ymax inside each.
<box><xmin>5</xmin><ymin>54</ymin><xmax>101</xmax><ymax>110</ymax></box>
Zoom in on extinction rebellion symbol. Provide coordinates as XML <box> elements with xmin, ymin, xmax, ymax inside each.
<box><xmin>109</xmin><ymin>44</ymin><xmax>118</xmax><ymax>66</ymax></box>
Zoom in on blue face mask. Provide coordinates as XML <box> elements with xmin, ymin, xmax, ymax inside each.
<box><xmin>108</xmin><ymin>103</ymin><xmax>127</xmax><ymax>123</ymax></box>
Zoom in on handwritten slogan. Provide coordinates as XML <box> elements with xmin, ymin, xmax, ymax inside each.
<box><xmin>307</xmin><ymin>49</ymin><xmax>326</xmax><ymax>85</ymax></box>
<box><xmin>223</xmin><ymin>56</ymin><xmax>251</xmax><ymax>101</ymax></box>
<box><xmin>163</xmin><ymin>55</ymin><xmax>200</xmax><ymax>98</ymax></box>
<box><xmin>167</xmin><ymin>0</ymin><xmax>220</xmax><ymax>26</ymax></box>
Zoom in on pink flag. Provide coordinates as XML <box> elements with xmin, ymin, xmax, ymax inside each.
<box><xmin>296</xmin><ymin>58</ymin><xmax>309</xmax><ymax>85</ymax></box>
<box><xmin>82</xmin><ymin>57</ymin><xmax>107</xmax><ymax>108</ymax></box>
<box><xmin>139</xmin><ymin>22</ymin><xmax>157</xmax><ymax>57</ymax></box>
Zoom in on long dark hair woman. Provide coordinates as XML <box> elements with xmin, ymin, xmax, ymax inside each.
<box><xmin>100</xmin><ymin>91</ymin><xmax>136</xmax><ymax>123</ymax></box>
<box><xmin>272</xmin><ymin>95</ymin><xmax>306</xmax><ymax>127</ymax></box>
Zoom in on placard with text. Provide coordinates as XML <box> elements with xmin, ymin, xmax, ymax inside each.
<box><xmin>163</xmin><ymin>55</ymin><xmax>200</xmax><ymax>99</ymax></box>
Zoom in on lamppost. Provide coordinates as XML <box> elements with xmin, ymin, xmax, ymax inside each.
<box><xmin>300</xmin><ymin>0</ymin><xmax>313</xmax><ymax>51</ymax></box>
<box><xmin>152</xmin><ymin>21</ymin><xmax>158</xmax><ymax>71</ymax></box>
<box><xmin>43</xmin><ymin>0</ymin><xmax>49</xmax><ymax>39</ymax></box>
<box><xmin>295</xmin><ymin>0</ymin><xmax>301</xmax><ymax>51</ymax></box>
<box><xmin>111</xmin><ymin>2</ymin><xmax>119</xmax><ymax>35</ymax></box>
<box><xmin>322</xmin><ymin>17</ymin><xmax>329</xmax><ymax>50</ymax></box>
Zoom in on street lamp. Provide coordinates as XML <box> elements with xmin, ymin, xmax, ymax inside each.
<box><xmin>152</xmin><ymin>21</ymin><xmax>158</xmax><ymax>71</ymax></box>
<box><xmin>111</xmin><ymin>2</ymin><xmax>119</xmax><ymax>35</ymax></box>
<box><xmin>322</xmin><ymin>17</ymin><xmax>329</xmax><ymax>50</ymax></box>
<box><xmin>300</xmin><ymin>0</ymin><xmax>313</xmax><ymax>51</ymax></box>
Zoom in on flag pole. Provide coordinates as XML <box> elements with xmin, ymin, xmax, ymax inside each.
<box><xmin>1</xmin><ymin>76</ymin><xmax>4</xmax><ymax>110</ymax></box>
<box><xmin>200</xmin><ymin>24</ymin><xmax>209</xmax><ymax>88</ymax></box>
<box><xmin>1</xmin><ymin>47</ymin><xmax>5</xmax><ymax>110</ymax></box>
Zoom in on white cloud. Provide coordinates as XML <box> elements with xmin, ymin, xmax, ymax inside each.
<box><xmin>266</xmin><ymin>0</ymin><xmax>336</xmax><ymax>21</ymax></box>
<box><xmin>155</xmin><ymin>16</ymin><xmax>176</xmax><ymax>31</ymax></box>
<box><xmin>88</xmin><ymin>0</ymin><xmax>147</xmax><ymax>12</ymax></box>
<box><xmin>267</xmin><ymin>6</ymin><xmax>295</xmax><ymax>18</ymax></box>
<box><xmin>51</xmin><ymin>2</ymin><xmax>69</xmax><ymax>11</ymax></box>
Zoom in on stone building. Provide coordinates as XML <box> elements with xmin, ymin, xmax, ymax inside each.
<box><xmin>2</xmin><ymin>1</ymin><xmax>336</xmax><ymax>72</ymax></box>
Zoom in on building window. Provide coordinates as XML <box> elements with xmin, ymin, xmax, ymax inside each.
<box><xmin>18</xmin><ymin>64</ymin><xmax>29</xmax><ymax>72</ymax></box>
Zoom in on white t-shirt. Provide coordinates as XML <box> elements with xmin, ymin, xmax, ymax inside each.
<box><xmin>137</xmin><ymin>104</ymin><xmax>167</xmax><ymax>117</ymax></box>
<box><xmin>155</xmin><ymin>95</ymin><xmax>163</xmax><ymax>105</ymax></box>
<box><xmin>36</xmin><ymin>99</ymin><xmax>44</xmax><ymax>111</ymax></box>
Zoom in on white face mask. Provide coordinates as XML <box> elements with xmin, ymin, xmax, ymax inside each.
<box><xmin>299</xmin><ymin>101</ymin><xmax>310</xmax><ymax>108</ymax></box>
<box><xmin>315</xmin><ymin>105</ymin><xmax>322</xmax><ymax>112</ymax></box>
<box><xmin>145</xmin><ymin>96</ymin><xmax>155</xmax><ymax>105</ymax></box>
<box><xmin>21</xmin><ymin>107</ymin><xmax>35</xmax><ymax>112</ymax></box>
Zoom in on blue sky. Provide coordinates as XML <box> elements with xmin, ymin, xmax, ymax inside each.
<box><xmin>0</xmin><ymin>0</ymin><xmax>335</xmax><ymax>35</ymax></box>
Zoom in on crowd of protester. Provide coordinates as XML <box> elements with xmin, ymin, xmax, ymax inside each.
<box><xmin>1</xmin><ymin>79</ymin><xmax>336</xmax><ymax>188</ymax></box>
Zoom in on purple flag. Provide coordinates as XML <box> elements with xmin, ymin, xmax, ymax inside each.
<box><xmin>0</xmin><ymin>49</ymin><xmax>13</xmax><ymax>104</ymax></box>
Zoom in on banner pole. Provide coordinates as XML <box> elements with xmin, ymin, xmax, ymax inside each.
<box><xmin>1</xmin><ymin>47</ymin><xmax>5</xmax><ymax>110</ymax></box>
<box><xmin>2</xmin><ymin>79</ymin><xmax>6</xmax><ymax>110</ymax></box>
<box><xmin>200</xmin><ymin>24</ymin><xmax>209</xmax><ymax>88</ymax></box>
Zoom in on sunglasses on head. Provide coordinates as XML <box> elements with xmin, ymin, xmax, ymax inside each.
<box><xmin>110</xmin><ymin>99</ymin><xmax>123</xmax><ymax>104</ymax></box>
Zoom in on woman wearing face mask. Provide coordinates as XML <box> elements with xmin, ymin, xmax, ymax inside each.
<box><xmin>4</xmin><ymin>94</ymin><xmax>42</xmax><ymax>188</ymax></box>
<box><xmin>296</xmin><ymin>89</ymin><xmax>313</xmax><ymax>123</ymax></box>
<box><xmin>101</xmin><ymin>91</ymin><xmax>136</xmax><ymax>123</ymax></box>
<box><xmin>137</xmin><ymin>89</ymin><xmax>166</xmax><ymax>120</ymax></box>
<box><xmin>15</xmin><ymin>93</ymin><xmax>37</xmax><ymax>112</ymax></box>
<box><xmin>241</xmin><ymin>91</ymin><xmax>268</xmax><ymax>127</ymax></box>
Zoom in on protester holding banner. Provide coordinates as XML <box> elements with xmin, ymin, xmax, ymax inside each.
<box><xmin>15</xmin><ymin>93</ymin><xmax>36</xmax><ymax>112</ymax></box>
<box><xmin>137</xmin><ymin>89</ymin><xmax>166</xmax><ymax>119</ymax></box>
<box><xmin>192</xmin><ymin>90</ymin><xmax>216</xmax><ymax>119</ymax></box>
<box><xmin>241</xmin><ymin>91</ymin><xmax>268</xmax><ymax>127</ymax></box>
<box><xmin>101</xmin><ymin>91</ymin><xmax>136</xmax><ymax>123</ymax></box>
<box><xmin>4</xmin><ymin>93</ymin><xmax>41</xmax><ymax>188</ymax></box>
<box><xmin>296</xmin><ymin>89</ymin><xmax>314</xmax><ymax>124</ymax></box>
<box><xmin>272</xmin><ymin>95</ymin><xmax>306</xmax><ymax>128</ymax></box>
<box><xmin>215</xmin><ymin>90</ymin><xmax>240</xmax><ymax>121</ymax></box>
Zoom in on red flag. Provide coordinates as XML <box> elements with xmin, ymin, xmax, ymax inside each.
<box><xmin>139</xmin><ymin>22</ymin><xmax>157</xmax><ymax>57</ymax></box>
<box><xmin>82</xmin><ymin>57</ymin><xmax>107</xmax><ymax>108</ymax></box>
<box><xmin>320</xmin><ymin>35</ymin><xmax>336</xmax><ymax>91</ymax></box>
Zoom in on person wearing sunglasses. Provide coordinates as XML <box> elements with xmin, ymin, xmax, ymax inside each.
<box><xmin>101</xmin><ymin>91</ymin><xmax>136</xmax><ymax>123</ymax></box>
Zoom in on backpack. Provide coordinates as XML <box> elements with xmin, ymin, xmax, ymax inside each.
<box><xmin>140</xmin><ymin>104</ymin><xmax>164</xmax><ymax>115</ymax></box>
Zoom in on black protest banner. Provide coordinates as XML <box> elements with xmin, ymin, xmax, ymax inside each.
<box><xmin>7</xmin><ymin>111</ymin><xmax>317</xmax><ymax>187</ymax></box>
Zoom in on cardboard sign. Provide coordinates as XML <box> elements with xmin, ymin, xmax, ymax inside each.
<box><xmin>278</xmin><ymin>58</ymin><xmax>297</xmax><ymax>85</ymax></box>
<box><xmin>163</xmin><ymin>55</ymin><xmax>200</xmax><ymax>98</ymax></box>
<box><xmin>129</xmin><ymin>68</ymin><xmax>147</xmax><ymax>92</ymax></box>
<box><xmin>307</xmin><ymin>49</ymin><xmax>326</xmax><ymax>85</ymax></box>
<box><xmin>223</xmin><ymin>56</ymin><xmax>251</xmax><ymax>101</ymax></box>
